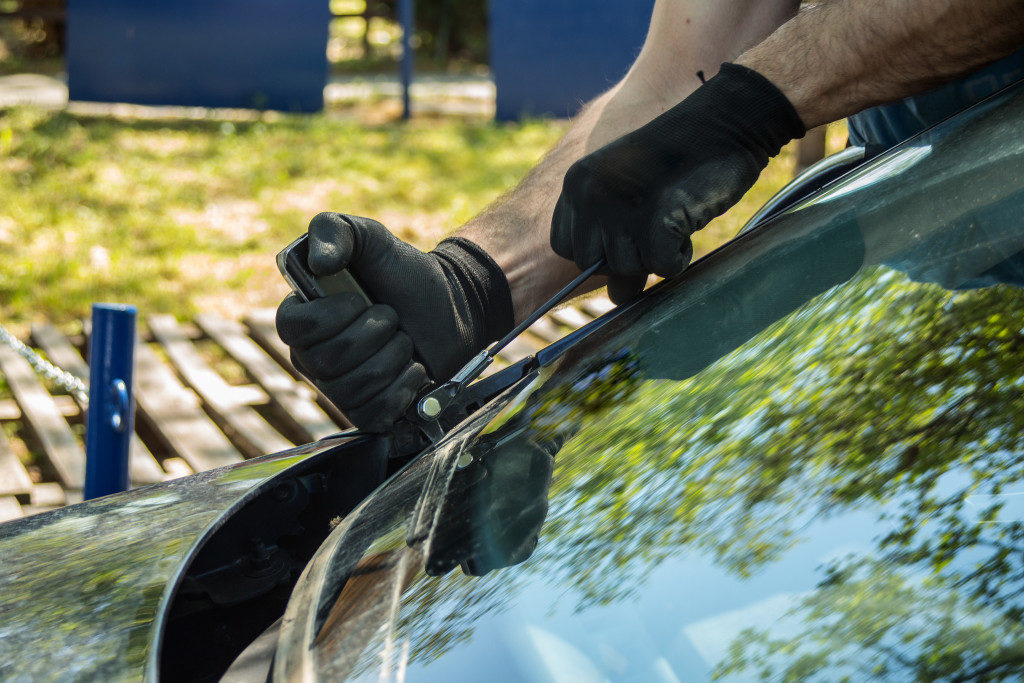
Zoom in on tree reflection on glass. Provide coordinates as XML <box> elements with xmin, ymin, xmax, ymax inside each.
<box><xmin>714</xmin><ymin>558</ymin><xmax>1024</xmax><ymax>680</ymax></box>
<box><xmin>549</xmin><ymin>271</ymin><xmax>1024</xmax><ymax>677</ymax></box>
<box><xmin>332</xmin><ymin>88</ymin><xmax>1024</xmax><ymax>677</ymax></box>
<box><xmin>368</xmin><ymin>264</ymin><xmax>1024</xmax><ymax>678</ymax></box>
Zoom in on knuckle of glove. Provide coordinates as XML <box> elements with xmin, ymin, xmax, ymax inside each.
<box><xmin>603</xmin><ymin>227</ymin><xmax>643</xmax><ymax>277</ymax></box>
<box><xmin>577</xmin><ymin>236</ymin><xmax>605</xmax><ymax>272</ymax></box>
<box><xmin>550</xmin><ymin>198</ymin><xmax>574</xmax><ymax>261</ymax></box>
<box><xmin>391</xmin><ymin>331</ymin><xmax>414</xmax><ymax>362</ymax></box>
<box><xmin>353</xmin><ymin>356</ymin><xmax>392</xmax><ymax>391</ymax></box>
<box><xmin>644</xmin><ymin>218</ymin><xmax>691</xmax><ymax>278</ymax></box>
<box><xmin>296</xmin><ymin>342</ymin><xmax>347</xmax><ymax>380</ymax></box>
<box><xmin>307</xmin><ymin>212</ymin><xmax>354</xmax><ymax>276</ymax></box>
<box><xmin>368</xmin><ymin>304</ymin><xmax>400</xmax><ymax>333</ymax></box>
<box><xmin>368</xmin><ymin>333</ymin><xmax>414</xmax><ymax>381</ymax></box>
<box><xmin>562</xmin><ymin>158</ymin><xmax>590</xmax><ymax>192</ymax></box>
<box><xmin>345</xmin><ymin>363</ymin><xmax>427</xmax><ymax>432</ymax></box>
<box><xmin>316</xmin><ymin>312</ymin><xmax>405</xmax><ymax>385</ymax></box>
<box><xmin>275</xmin><ymin>295</ymin><xmax>307</xmax><ymax>346</ymax></box>
<box><xmin>276</xmin><ymin>293</ymin><xmax>368</xmax><ymax>349</ymax></box>
<box><xmin>562</xmin><ymin>160</ymin><xmax>609</xmax><ymax>210</ymax></box>
<box><xmin>325</xmin><ymin>332</ymin><xmax>414</xmax><ymax>408</ymax></box>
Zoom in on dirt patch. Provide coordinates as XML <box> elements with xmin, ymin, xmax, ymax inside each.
<box><xmin>0</xmin><ymin>215</ymin><xmax>16</xmax><ymax>246</ymax></box>
<box><xmin>171</xmin><ymin>199</ymin><xmax>269</xmax><ymax>244</ymax></box>
<box><xmin>373</xmin><ymin>209</ymin><xmax>454</xmax><ymax>248</ymax></box>
<box><xmin>270</xmin><ymin>179</ymin><xmax>348</xmax><ymax>217</ymax></box>
<box><xmin>179</xmin><ymin>252</ymin><xmax>290</xmax><ymax>317</ymax></box>
<box><xmin>118</xmin><ymin>132</ymin><xmax>195</xmax><ymax>157</ymax></box>
<box><xmin>0</xmin><ymin>157</ymin><xmax>31</xmax><ymax>174</ymax></box>
<box><xmin>95</xmin><ymin>162</ymin><xmax>127</xmax><ymax>188</ymax></box>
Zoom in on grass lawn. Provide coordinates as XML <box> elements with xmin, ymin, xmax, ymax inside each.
<box><xmin>0</xmin><ymin>105</ymin><xmax>845</xmax><ymax>329</ymax></box>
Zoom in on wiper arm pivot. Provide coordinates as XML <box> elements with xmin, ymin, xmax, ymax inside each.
<box><xmin>415</xmin><ymin>259</ymin><xmax>605</xmax><ymax>421</ymax></box>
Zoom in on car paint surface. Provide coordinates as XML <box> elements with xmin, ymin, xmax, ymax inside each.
<box><xmin>275</xmin><ymin>82</ymin><xmax>1024</xmax><ymax>680</ymax></box>
<box><xmin>0</xmin><ymin>437</ymin><xmax>350</xmax><ymax>680</ymax></box>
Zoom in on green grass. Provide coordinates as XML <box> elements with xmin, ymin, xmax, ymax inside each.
<box><xmin>0</xmin><ymin>109</ymin><xmax>568</xmax><ymax>324</ymax></box>
<box><xmin>0</xmin><ymin>106</ymin><xmax>839</xmax><ymax>328</ymax></box>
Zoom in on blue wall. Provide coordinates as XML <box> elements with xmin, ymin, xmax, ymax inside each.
<box><xmin>489</xmin><ymin>0</ymin><xmax>656</xmax><ymax>120</ymax></box>
<box><xmin>67</xmin><ymin>0</ymin><xmax>330</xmax><ymax>112</ymax></box>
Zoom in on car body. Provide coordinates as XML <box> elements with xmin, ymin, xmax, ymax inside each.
<box><xmin>3</xmin><ymin>80</ymin><xmax>1024</xmax><ymax>681</ymax></box>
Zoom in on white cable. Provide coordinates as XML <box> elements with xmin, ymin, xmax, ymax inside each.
<box><xmin>0</xmin><ymin>324</ymin><xmax>89</xmax><ymax>406</ymax></box>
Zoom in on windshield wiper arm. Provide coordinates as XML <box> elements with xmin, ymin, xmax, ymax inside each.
<box><xmin>415</xmin><ymin>259</ymin><xmax>606</xmax><ymax>423</ymax></box>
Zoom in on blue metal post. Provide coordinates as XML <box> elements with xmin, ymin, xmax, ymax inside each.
<box><xmin>399</xmin><ymin>0</ymin><xmax>414</xmax><ymax>119</ymax></box>
<box><xmin>84</xmin><ymin>304</ymin><xmax>137</xmax><ymax>500</ymax></box>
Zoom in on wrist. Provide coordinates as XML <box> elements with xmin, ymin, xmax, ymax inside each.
<box><xmin>431</xmin><ymin>237</ymin><xmax>515</xmax><ymax>344</ymax></box>
<box><xmin>736</xmin><ymin>44</ymin><xmax>827</xmax><ymax>129</ymax></box>
<box><xmin>707</xmin><ymin>62</ymin><xmax>807</xmax><ymax>154</ymax></box>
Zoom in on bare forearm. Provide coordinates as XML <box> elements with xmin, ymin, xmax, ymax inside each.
<box><xmin>740</xmin><ymin>0</ymin><xmax>1024</xmax><ymax>129</ymax></box>
<box><xmin>459</xmin><ymin>88</ymin><xmax>625</xmax><ymax>321</ymax></box>
<box><xmin>460</xmin><ymin>0</ymin><xmax>799</xmax><ymax>321</ymax></box>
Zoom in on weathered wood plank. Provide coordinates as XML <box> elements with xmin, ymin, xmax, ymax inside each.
<box><xmin>0</xmin><ymin>344</ymin><xmax>84</xmax><ymax>490</ymax></box>
<box><xmin>29</xmin><ymin>324</ymin><xmax>90</xmax><ymax>379</ymax></box>
<box><xmin>550</xmin><ymin>306</ymin><xmax>594</xmax><ymax>331</ymax></box>
<box><xmin>527</xmin><ymin>316</ymin><xmax>568</xmax><ymax>345</ymax></box>
<box><xmin>245</xmin><ymin>309</ymin><xmax>350</xmax><ymax>427</ymax></box>
<box><xmin>149</xmin><ymin>315</ymin><xmax>292</xmax><ymax>458</ymax></box>
<box><xmin>197</xmin><ymin>314</ymin><xmax>340</xmax><ymax>442</ymax></box>
<box><xmin>31</xmin><ymin>323</ymin><xmax>166</xmax><ymax>486</ymax></box>
<box><xmin>0</xmin><ymin>496</ymin><xmax>23</xmax><ymax>523</ymax></box>
<box><xmin>133</xmin><ymin>339</ymin><xmax>243</xmax><ymax>473</ymax></box>
<box><xmin>0</xmin><ymin>429</ymin><xmax>33</xmax><ymax>502</ymax></box>
<box><xmin>31</xmin><ymin>482</ymin><xmax>66</xmax><ymax>508</ymax></box>
<box><xmin>0</xmin><ymin>395</ymin><xmax>78</xmax><ymax>420</ymax></box>
<box><xmin>161</xmin><ymin>457</ymin><xmax>193</xmax><ymax>481</ymax></box>
<box><xmin>495</xmin><ymin>336</ymin><xmax>540</xmax><ymax>365</ymax></box>
<box><xmin>580</xmin><ymin>296</ymin><xmax>615</xmax><ymax>318</ymax></box>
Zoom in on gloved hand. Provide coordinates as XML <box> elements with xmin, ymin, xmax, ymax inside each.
<box><xmin>551</xmin><ymin>62</ymin><xmax>805</xmax><ymax>304</ymax></box>
<box><xmin>276</xmin><ymin>213</ymin><xmax>514</xmax><ymax>431</ymax></box>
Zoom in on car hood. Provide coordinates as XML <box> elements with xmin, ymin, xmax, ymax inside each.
<box><xmin>0</xmin><ymin>435</ymin><xmax>358</xmax><ymax>680</ymax></box>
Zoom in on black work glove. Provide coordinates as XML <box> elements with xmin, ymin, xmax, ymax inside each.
<box><xmin>276</xmin><ymin>213</ymin><xmax>514</xmax><ymax>432</ymax></box>
<box><xmin>551</xmin><ymin>62</ymin><xmax>805</xmax><ymax>304</ymax></box>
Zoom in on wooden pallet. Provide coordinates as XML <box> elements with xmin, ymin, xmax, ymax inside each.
<box><xmin>0</xmin><ymin>298</ymin><xmax>612</xmax><ymax>522</ymax></box>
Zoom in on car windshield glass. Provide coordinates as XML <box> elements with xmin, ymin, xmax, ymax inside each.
<box><xmin>280</xmin><ymin>83</ymin><xmax>1024</xmax><ymax>682</ymax></box>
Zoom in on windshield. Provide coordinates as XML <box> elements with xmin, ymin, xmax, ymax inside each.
<box><xmin>276</xmin><ymin>82</ymin><xmax>1024</xmax><ymax>681</ymax></box>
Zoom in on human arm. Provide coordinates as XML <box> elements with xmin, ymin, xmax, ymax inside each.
<box><xmin>461</xmin><ymin>0</ymin><xmax>801</xmax><ymax>318</ymax></box>
<box><xmin>554</xmin><ymin>0</ymin><xmax>1024</xmax><ymax>302</ymax></box>
<box><xmin>276</xmin><ymin>0</ymin><xmax>799</xmax><ymax>430</ymax></box>
<box><xmin>739</xmin><ymin>0</ymin><xmax>1024</xmax><ymax>130</ymax></box>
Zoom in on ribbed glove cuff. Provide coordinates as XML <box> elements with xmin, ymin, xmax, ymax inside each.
<box><xmin>432</xmin><ymin>237</ymin><xmax>515</xmax><ymax>344</ymax></box>
<box><xmin>712</xmin><ymin>62</ymin><xmax>807</xmax><ymax>155</ymax></box>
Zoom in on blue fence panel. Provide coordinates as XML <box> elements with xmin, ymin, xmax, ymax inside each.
<box><xmin>67</xmin><ymin>0</ymin><xmax>330</xmax><ymax>112</ymax></box>
<box><xmin>489</xmin><ymin>0</ymin><xmax>656</xmax><ymax>120</ymax></box>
